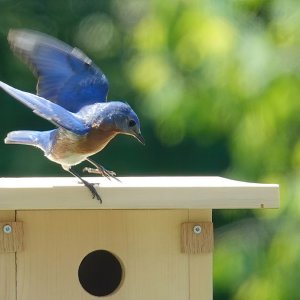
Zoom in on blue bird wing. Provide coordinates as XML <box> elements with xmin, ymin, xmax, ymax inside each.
<box><xmin>0</xmin><ymin>81</ymin><xmax>89</xmax><ymax>135</ymax></box>
<box><xmin>8</xmin><ymin>29</ymin><xmax>109</xmax><ymax>113</ymax></box>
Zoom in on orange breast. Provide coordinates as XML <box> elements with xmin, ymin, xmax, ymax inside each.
<box><xmin>50</xmin><ymin>128</ymin><xmax>117</xmax><ymax>161</ymax></box>
<box><xmin>76</xmin><ymin>128</ymin><xmax>117</xmax><ymax>154</ymax></box>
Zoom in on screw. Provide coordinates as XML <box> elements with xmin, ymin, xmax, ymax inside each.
<box><xmin>193</xmin><ymin>225</ymin><xmax>202</xmax><ymax>234</ymax></box>
<box><xmin>3</xmin><ymin>224</ymin><xmax>12</xmax><ymax>234</ymax></box>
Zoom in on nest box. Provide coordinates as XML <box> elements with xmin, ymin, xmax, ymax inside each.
<box><xmin>0</xmin><ymin>176</ymin><xmax>279</xmax><ymax>299</ymax></box>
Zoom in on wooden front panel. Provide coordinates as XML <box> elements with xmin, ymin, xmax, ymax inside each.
<box><xmin>16</xmin><ymin>209</ymin><xmax>212</xmax><ymax>300</ymax></box>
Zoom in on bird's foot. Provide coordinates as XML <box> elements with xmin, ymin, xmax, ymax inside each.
<box><xmin>81</xmin><ymin>178</ymin><xmax>102</xmax><ymax>203</ymax></box>
<box><xmin>83</xmin><ymin>165</ymin><xmax>117</xmax><ymax>179</ymax></box>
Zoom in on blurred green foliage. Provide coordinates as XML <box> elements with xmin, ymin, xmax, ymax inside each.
<box><xmin>0</xmin><ymin>0</ymin><xmax>299</xmax><ymax>298</ymax></box>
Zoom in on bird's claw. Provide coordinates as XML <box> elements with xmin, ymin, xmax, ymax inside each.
<box><xmin>90</xmin><ymin>185</ymin><xmax>102</xmax><ymax>203</ymax></box>
<box><xmin>80</xmin><ymin>179</ymin><xmax>102</xmax><ymax>203</ymax></box>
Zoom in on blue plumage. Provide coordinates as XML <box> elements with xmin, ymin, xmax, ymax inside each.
<box><xmin>1</xmin><ymin>29</ymin><xmax>144</xmax><ymax>202</ymax></box>
<box><xmin>5</xmin><ymin>130</ymin><xmax>56</xmax><ymax>154</ymax></box>
<box><xmin>0</xmin><ymin>81</ymin><xmax>89</xmax><ymax>135</ymax></box>
<box><xmin>8</xmin><ymin>29</ymin><xmax>109</xmax><ymax>112</ymax></box>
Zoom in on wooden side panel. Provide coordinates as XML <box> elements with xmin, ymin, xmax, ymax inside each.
<box><xmin>189</xmin><ymin>210</ymin><xmax>213</xmax><ymax>300</ymax></box>
<box><xmin>0</xmin><ymin>211</ymin><xmax>16</xmax><ymax>300</ymax></box>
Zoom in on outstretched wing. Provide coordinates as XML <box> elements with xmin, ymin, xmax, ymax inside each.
<box><xmin>8</xmin><ymin>29</ymin><xmax>109</xmax><ymax>113</ymax></box>
<box><xmin>0</xmin><ymin>81</ymin><xmax>89</xmax><ymax>135</ymax></box>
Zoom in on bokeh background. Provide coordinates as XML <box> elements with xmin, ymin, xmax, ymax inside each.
<box><xmin>0</xmin><ymin>0</ymin><xmax>299</xmax><ymax>298</ymax></box>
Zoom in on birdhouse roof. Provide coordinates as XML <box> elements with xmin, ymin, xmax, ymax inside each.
<box><xmin>0</xmin><ymin>177</ymin><xmax>279</xmax><ymax>210</ymax></box>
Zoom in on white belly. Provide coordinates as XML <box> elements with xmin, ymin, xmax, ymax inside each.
<box><xmin>47</xmin><ymin>151</ymin><xmax>88</xmax><ymax>167</ymax></box>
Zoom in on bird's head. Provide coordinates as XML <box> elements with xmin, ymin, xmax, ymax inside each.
<box><xmin>108</xmin><ymin>102</ymin><xmax>145</xmax><ymax>145</ymax></box>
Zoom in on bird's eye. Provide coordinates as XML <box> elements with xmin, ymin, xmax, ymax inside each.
<box><xmin>128</xmin><ymin>120</ymin><xmax>136</xmax><ymax>127</ymax></box>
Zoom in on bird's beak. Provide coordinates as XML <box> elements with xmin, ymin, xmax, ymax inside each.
<box><xmin>133</xmin><ymin>131</ymin><xmax>145</xmax><ymax>145</ymax></box>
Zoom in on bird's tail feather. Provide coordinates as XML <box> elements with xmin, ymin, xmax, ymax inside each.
<box><xmin>5</xmin><ymin>130</ymin><xmax>55</xmax><ymax>154</ymax></box>
<box><xmin>5</xmin><ymin>131</ymin><xmax>37</xmax><ymax>145</ymax></box>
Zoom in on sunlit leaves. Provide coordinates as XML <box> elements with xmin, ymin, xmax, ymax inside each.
<box><xmin>174</xmin><ymin>11</ymin><xmax>236</xmax><ymax>70</ymax></box>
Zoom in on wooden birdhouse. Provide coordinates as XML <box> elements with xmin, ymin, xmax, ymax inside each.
<box><xmin>0</xmin><ymin>176</ymin><xmax>279</xmax><ymax>300</ymax></box>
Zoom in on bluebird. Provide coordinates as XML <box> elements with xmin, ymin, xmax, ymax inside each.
<box><xmin>1</xmin><ymin>29</ymin><xmax>144</xmax><ymax>202</ymax></box>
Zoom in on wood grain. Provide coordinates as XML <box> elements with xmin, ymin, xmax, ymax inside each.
<box><xmin>0</xmin><ymin>222</ymin><xmax>23</xmax><ymax>253</ymax></box>
<box><xmin>0</xmin><ymin>211</ymin><xmax>16</xmax><ymax>300</ymax></box>
<box><xmin>189</xmin><ymin>209</ymin><xmax>213</xmax><ymax>300</ymax></box>
<box><xmin>181</xmin><ymin>222</ymin><xmax>213</xmax><ymax>254</ymax></box>
<box><xmin>0</xmin><ymin>177</ymin><xmax>279</xmax><ymax>209</ymax></box>
<box><xmin>15</xmin><ymin>209</ymin><xmax>214</xmax><ymax>300</ymax></box>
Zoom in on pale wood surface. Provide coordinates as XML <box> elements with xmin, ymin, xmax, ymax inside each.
<box><xmin>0</xmin><ymin>177</ymin><xmax>279</xmax><ymax>209</ymax></box>
<box><xmin>181</xmin><ymin>222</ymin><xmax>213</xmax><ymax>254</ymax></box>
<box><xmin>16</xmin><ymin>209</ymin><xmax>212</xmax><ymax>300</ymax></box>
<box><xmin>188</xmin><ymin>210</ymin><xmax>213</xmax><ymax>300</ymax></box>
<box><xmin>0</xmin><ymin>222</ymin><xmax>23</xmax><ymax>253</ymax></box>
<box><xmin>0</xmin><ymin>211</ymin><xmax>16</xmax><ymax>300</ymax></box>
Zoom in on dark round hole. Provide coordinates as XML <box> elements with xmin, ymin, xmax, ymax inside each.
<box><xmin>78</xmin><ymin>250</ymin><xmax>123</xmax><ymax>297</ymax></box>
